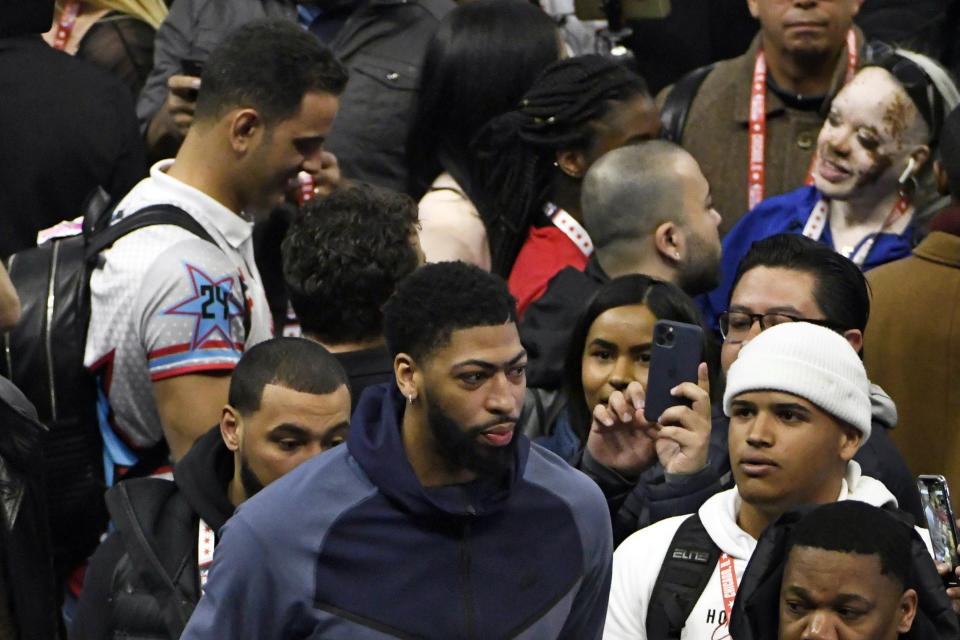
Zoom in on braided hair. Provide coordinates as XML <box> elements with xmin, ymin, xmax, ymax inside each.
<box><xmin>471</xmin><ymin>55</ymin><xmax>649</xmax><ymax>276</ymax></box>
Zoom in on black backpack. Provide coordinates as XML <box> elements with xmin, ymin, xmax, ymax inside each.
<box><xmin>659</xmin><ymin>63</ymin><xmax>717</xmax><ymax>144</ymax></box>
<box><xmin>0</xmin><ymin>187</ymin><xmax>221</xmax><ymax>580</ymax></box>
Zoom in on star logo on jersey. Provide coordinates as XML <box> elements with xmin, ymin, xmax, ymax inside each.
<box><xmin>163</xmin><ymin>263</ymin><xmax>245</xmax><ymax>349</ymax></box>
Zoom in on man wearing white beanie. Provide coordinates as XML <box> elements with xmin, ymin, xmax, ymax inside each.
<box><xmin>604</xmin><ymin>322</ymin><xmax>902</xmax><ymax>640</ymax></box>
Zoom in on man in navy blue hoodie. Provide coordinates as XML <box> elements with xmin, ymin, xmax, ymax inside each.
<box><xmin>181</xmin><ymin>261</ymin><xmax>613</xmax><ymax>639</ymax></box>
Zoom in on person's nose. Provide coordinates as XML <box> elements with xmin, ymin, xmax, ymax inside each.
<box><xmin>607</xmin><ymin>355</ymin><xmax>634</xmax><ymax>392</ymax></box>
<box><xmin>486</xmin><ymin>371</ymin><xmax>519</xmax><ymax>415</ymax></box>
<box><xmin>744</xmin><ymin>410</ymin><xmax>775</xmax><ymax>449</ymax></box>
<box><xmin>801</xmin><ymin>612</ymin><xmax>838</xmax><ymax>640</ymax></box>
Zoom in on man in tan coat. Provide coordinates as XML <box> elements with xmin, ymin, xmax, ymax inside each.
<box><xmin>658</xmin><ymin>0</ymin><xmax>864</xmax><ymax>234</ymax></box>
<box><xmin>865</xmin><ymin>108</ymin><xmax>960</xmax><ymax>491</ymax></box>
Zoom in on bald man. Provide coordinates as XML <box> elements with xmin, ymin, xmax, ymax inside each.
<box><xmin>522</xmin><ymin>140</ymin><xmax>722</xmax><ymax>389</ymax></box>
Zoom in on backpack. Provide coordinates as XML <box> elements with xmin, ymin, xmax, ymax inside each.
<box><xmin>0</xmin><ymin>187</ymin><xmax>222</xmax><ymax>580</ymax></box>
<box><xmin>645</xmin><ymin>513</ymin><xmax>722</xmax><ymax>640</ymax></box>
<box><xmin>659</xmin><ymin>63</ymin><xmax>717</xmax><ymax>144</ymax></box>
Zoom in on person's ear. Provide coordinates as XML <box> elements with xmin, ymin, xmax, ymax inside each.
<box><xmin>555</xmin><ymin>149</ymin><xmax>587</xmax><ymax>179</ymax></box>
<box><xmin>907</xmin><ymin>145</ymin><xmax>931</xmax><ymax>175</ymax></box>
<box><xmin>220</xmin><ymin>405</ymin><xmax>242</xmax><ymax>452</ymax></box>
<box><xmin>394</xmin><ymin>353</ymin><xmax>423</xmax><ymax>403</ymax></box>
<box><xmin>746</xmin><ymin>0</ymin><xmax>760</xmax><ymax>19</ymax></box>
<box><xmin>228</xmin><ymin>109</ymin><xmax>262</xmax><ymax>154</ymax></box>
<box><xmin>653</xmin><ymin>221</ymin><xmax>683</xmax><ymax>263</ymax></box>
<box><xmin>934</xmin><ymin>160</ymin><xmax>951</xmax><ymax>195</ymax></box>
<box><xmin>838</xmin><ymin>422</ymin><xmax>863</xmax><ymax>462</ymax></box>
<box><xmin>896</xmin><ymin>588</ymin><xmax>918</xmax><ymax>634</ymax></box>
<box><xmin>842</xmin><ymin>328</ymin><xmax>863</xmax><ymax>353</ymax></box>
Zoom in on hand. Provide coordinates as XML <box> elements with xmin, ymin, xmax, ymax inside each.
<box><xmin>165</xmin><ymin>74</ymin><xmax>202</xmax><ymax>138</ymax></box>
<box><xmin>313</xmin><ymin>151</ymin><xmax>341</xmax><ymax>198</ymax></box>
<box><xmin>937</xmin><ymin>525</ymin><xmax>960</xmax><ymax>613</ymax></box>
<box><xmin>146</xmin><ymin>74</ymin><xmax>202</xmax><ymax>151</ymax></box>
<box><xmin>652</xmin><ymin>363</ymin><xmax>712</xmax><ymax>475</ymax></box>
<box><xmin>586</xmin><ymin>381</ymin><xmax>658</xmax><ymax>476</ymax></box>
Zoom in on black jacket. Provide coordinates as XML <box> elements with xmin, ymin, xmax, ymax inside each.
<box><xmin>0</xmin><ymin>35</ymin><xmax>146</xmax><ymax>258</ymax></box>
<box><xmin>0</xmin><ymin>377</ymin><xmax>61</xmax><ymax>639</ymax></box>
<box><xmin>71</xmin><ymin>427</ymin><xmax>235</xmax><ymax>640</ymax></box>
<box><xmin>521</xmin><ymin>257</ymin><xmax>610</xmax><ymax>390</ymax></box>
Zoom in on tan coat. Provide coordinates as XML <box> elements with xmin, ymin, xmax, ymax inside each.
<box><xmin>657</xmin><ymin>31</ymin><xmax>863</xmax><ymax>235</ymax></box>
<box><xmin>865</xmin><ymin>231</ymin><xmax>960</xmax><ymax>491</ymax></box>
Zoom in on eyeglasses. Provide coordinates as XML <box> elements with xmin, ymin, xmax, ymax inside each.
<box><xmin>718</xmin><ymin>311</ymin><xmax>841</xmax><ymax>343</ymax></box>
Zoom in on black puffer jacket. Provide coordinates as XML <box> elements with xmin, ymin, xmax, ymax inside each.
<box><xmin>71</xmin><ymin>426</ymin><xmax>235</xmax><ymax>640</ymax></box>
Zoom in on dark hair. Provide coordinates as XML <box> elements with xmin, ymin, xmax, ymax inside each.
<box><xmin>581</xmin><ymin>140</ymin><xmax>691</xmax><ymax>249</ymax></box>
<box><xmin>939</xmin><ymin>106</ymin><xmax>960</xmax><ymax>198</ymax></box>
<box><xmin>786</xmin><ymin>501</ymin><xmax>913</xmax><ymax>589</ymax></box>
<box><xmin>564</xmin><ymin>274</ymin><xmax>709</xmax><ymax>442</ymax></box>
<box><xmin>471</xmin><ymin>55</ymin><xmax>650</xmax><ymax>276</ymax></box>
<box><xmin>729</xmin><ymin>234</ymin><xmax>870</xmax><ymax>332</ymax></box>
<box><xmin>228</xmin><ymin>337</ymin><xmax>349</xmax><ymax>415</ymax></box>
<box><xmin>405</xmin><ymin>0</ymin><xmax>559</xmax><ymax>200</ymax></box>
<box><xmin>282</xmin><ymin>183</ymin><xmax>420</xmax><ymax>344</ymax></box>
<box><xmin>383</xmin><ymin>262</ymin><xmax>517</xmax><ymax>363</ymax></box>
<box><xmin>195</xmin><ymin>20</ymin><xmax>348</xmax><ymax>124</ymax></box>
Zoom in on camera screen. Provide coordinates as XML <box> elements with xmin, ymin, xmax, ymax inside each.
<box><xmin>919</xmin><ymin>480</ymin><xmax>960</xmax><ymax>567</ymax></box>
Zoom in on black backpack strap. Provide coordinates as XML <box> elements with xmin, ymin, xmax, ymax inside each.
<box><xmin>85</xmin><ymin>204</ymin><xmax>251</xmax><ymax>338</ymax></box>
<box><xmin>660</xmin><ymin>63</ymin><xmax>718</xmax><ymax>144</ymax></box>
<box><xmin>84</xmin><ymin>204</ymin><xmax>215</xmax><ymax>259</ymax></box>
<box><xmin>646</xmin><ymin>513</ymin><xmax>722</xmax><ymax>640</ymax></box>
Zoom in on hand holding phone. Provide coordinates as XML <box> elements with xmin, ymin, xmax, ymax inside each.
<box><xmin>918</xmin><ymin>474</ymin><xmax>960</xmax><ymax>588</ymax></box>
<box><xmin>643</xmin><ymin>320</ymin><xmax>702</xmax><ymax>423</ymax></box>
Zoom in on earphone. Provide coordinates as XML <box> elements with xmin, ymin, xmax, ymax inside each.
<box><xmin>898</xmin><ymin>157</ymin><xmax>918</xmax><ymax>184</ymax></box>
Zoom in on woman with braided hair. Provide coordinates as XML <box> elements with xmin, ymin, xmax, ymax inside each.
<box><xmin>472</xmin><ymin>55</ymin><xmax>660</xmax><ymax>316</ymax></box>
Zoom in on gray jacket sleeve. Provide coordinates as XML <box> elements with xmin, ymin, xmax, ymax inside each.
<box><xmin>135</xmin><ymin>0</ymin><xmax>200</xmax><ymax>133</ymax></box>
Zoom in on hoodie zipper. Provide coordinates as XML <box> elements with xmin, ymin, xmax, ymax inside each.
<box><xmin>459</xmin><ymin>490</ymin><xmax>477</xmax><ymax>640</ymax></box>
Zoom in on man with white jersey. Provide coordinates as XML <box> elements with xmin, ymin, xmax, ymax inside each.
<box><xmin>603</xmin><ymin>322</ymin><xmax>932</xmax><ymax>639</ymax></box>
<box><xmin>84</xmin><ymin>20</ymin><xmax>347</xmax><ymax>466</ymax></box>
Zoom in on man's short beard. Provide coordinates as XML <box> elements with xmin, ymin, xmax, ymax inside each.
<box><xmin>239</xmin><ymin>449</ymin><xmax>266</xmax><ymax>500</ymax></box>
<box><xmin>426</xmin><ymin>399</ymin><xmax>518</xmax><ymax>479</ymax></box>
<box><xmin>677</xmin><ymin>233</ymin><xmax>722</xmax><ymax>296</ymax></box>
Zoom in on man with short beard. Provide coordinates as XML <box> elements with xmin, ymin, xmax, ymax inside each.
<box><xmin>71</xmin><ymin>338</ymin><xmax>351</xmax><ymax>640</ymax></box>
<box><xmin>523</xmin><ymin>140</ymin><xmax>722</xmax><ymax>390</ymax></box>
<box><xmin>180</xmin><ymin>261</ymin><xmax>613</xmax><ymax>640</ymax></box>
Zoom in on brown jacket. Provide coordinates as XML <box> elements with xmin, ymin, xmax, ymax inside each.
<box><xmin>865</xmin><ymin>230</ymin><xmax>960</xmax><ymax>491</ymax></box>
<box><xmin>657</xmin><ymin>31</ymin><xmax>863</xmax><ymax>235</ymax></box>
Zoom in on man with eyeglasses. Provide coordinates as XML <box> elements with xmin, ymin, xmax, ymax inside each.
<box><xmin>717</xmin><ymin>233</ymin><xmax>921</xmax><ymax>523</ymax></box>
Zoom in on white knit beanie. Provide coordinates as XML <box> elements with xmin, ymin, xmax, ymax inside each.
<box><xmin>723</xmin><ymin>322</ymin><xmax>872</xmax><ymax>441</ymax></box>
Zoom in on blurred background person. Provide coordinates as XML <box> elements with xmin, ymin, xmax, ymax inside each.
<box><xmin>407</xmin><ymin>0</ymin><xmax>562</xmax><ymax>270</ymax></box>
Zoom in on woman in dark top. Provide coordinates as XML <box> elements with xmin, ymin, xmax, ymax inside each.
<box><xmin>43</xmin><ymin>0</ymin><xmax>167</xmax><ymax>97</ymax></box>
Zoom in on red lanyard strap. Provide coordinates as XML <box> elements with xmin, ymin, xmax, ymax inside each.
<box><xmin>718</xmin><ymin>552</ymin><xmax>738</xmax><ymax>625</ymax></box>
<box><xmin>198</xmin><ymin>518</ymin><xmax>214</xmax><ymax>594</ymax></box>
<box><xmin>748</xmin><ymin>29</ymin><xmax>858</xmax><ymax>210</ymax></box>
<box><xmin>53</xmin><ymin>0</ymin><xmax>81</xmax><ymax>51</ymax></box>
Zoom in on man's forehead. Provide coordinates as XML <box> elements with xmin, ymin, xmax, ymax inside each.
<box><xmin>431</xmin><ymin>323</ymin><xmax>524</xmax><ymax>367</ymax></box>
<box><xmin>731</xmin><ymin>266</ymin><xmax>820</xmax><ymax>313</ymax></box>
<box><xmin>256</xmin><ymin>383</ymin><xmax>351</xmax><ymax>420</ymax></box>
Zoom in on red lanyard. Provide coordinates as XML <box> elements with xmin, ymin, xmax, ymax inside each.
<box><xmin>718</xmin><ymin>552</ymin><xmax>738</xmax><ymax>625</ymax></box>
<box><xmin>52</xmin><ymin>0</ymin><xmax>82</xmax><ymax>50</ymax></box>
<box><xmin>748</xmin><ymin>29</ymin><xmax>858</xmax><ymax>210</ymax></box>
<box><xmin>298</xmin><ymin>172</ymin><xmax>315</xmax><ymax>206</ymax></box>
<box><xmin>802</xmin><ymin>195</ymin><xmax>911</xmax><ymax>268</ymax></box>
<box><xmin>544</xmin><ymin>202</ymin><xmax>593</xmax><ymax>258</ymax></box>
<box><xmin>197</xmin><ymin>518</ymin><xmax>215</xmax><ymax>594</ymax></box>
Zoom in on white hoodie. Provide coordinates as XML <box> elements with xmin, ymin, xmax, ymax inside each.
<box><xmin>603</xmin><ymin>461</ymin><xmax>923</xmax><ymax>640</ymax></box>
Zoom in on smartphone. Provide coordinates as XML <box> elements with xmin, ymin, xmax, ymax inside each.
<box><xmin>918</xmin><ymin>474</ymin><xmax>960</xmax><ymax>587</ymax></box>
<box><xmin>643</xmin><ymin>320</ymin><xmax>702</xmax><ymax>423</ymax></box>
<box><xmin>180</xmin><ymin>59</ymin><xmax>205</xmax><ymax>78</ymax></box>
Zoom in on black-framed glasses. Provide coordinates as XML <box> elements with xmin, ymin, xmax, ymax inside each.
<box><xmin>718</xmin><ymin>311</ymin><xmax>842</xmax><ymax>343</ymax></box>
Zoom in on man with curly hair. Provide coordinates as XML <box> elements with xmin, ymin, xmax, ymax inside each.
<box><xmin>282</xmin><ymin>183</ymin><xmax>423</xmax><ymax>409</ymax></box>
<box><xmin>181</xmin><ymin>262</ymin><xmax>612</xmax><ymax>639</ymax></box>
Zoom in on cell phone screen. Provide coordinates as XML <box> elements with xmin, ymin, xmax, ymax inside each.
<box><xmin>918</xmin><ymin>477</ymin><xmax>960</xmax><ymax>569</ymax></box>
